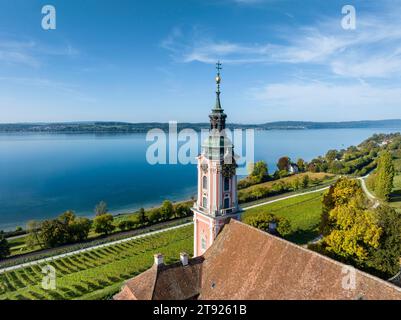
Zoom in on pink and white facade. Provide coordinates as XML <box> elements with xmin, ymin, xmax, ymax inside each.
<box><xmin>192</xmin><ymin>62</ymin><xmax>242</xmax><ymax>257</ymax></box>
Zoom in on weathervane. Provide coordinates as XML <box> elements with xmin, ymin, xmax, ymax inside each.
<box><xmin>214</xmin><ymin>61</ymin><xmax>223</xmax><ymax>110</ymax></box>
<box><xmin>215</xmin><ymin>61</ymin><xmax>222</xmax><ymax>92</ymax></box>
<box><xmin>216</xmin><ymin>61</ymin><xmax>222</xmax><ymax>74</ymax></box>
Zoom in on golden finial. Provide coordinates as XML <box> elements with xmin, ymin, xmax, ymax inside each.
<box><xmin>216</xmin><ymin>61</ymin><xmax>222</xmax><ymax>85</ymax></box>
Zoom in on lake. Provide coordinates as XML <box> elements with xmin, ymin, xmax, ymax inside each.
<box><xmin>0</xmin><ymin>128</ymin><xmax>400</xmax><ymax>231</ymax></box>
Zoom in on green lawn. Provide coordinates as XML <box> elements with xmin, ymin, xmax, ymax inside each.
<box><xmin>0</xmin><ymin>225</ymin><xmax>193</xmax><ymax>300</ymax></box>
<box><xmin>243</xmin><ymin>191</ymin><xmax>324</xmax><ymax>244</ymax></box>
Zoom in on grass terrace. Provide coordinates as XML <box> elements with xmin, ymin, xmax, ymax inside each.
<box><xmin>243</xmin><ymin>191</ymin><xmax>324</xmax><ymax>245</ymax></box>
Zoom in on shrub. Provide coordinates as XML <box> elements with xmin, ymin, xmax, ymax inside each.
<box><xmin>137</xmin><ymin>208</ymin><xmax>147</xmax><ymax>225</ymax></box>
<box><xmin>243</xmin><ymin>212</ymin><xmax>292</xmax><ymax>237</ymax></box>
<box><xmin>175</xmin><ymin>204</ymin><xmax>191</xmax><ymax>218</ymax></box>
<box><xmin>93</xmin><ymin>214</ymin><xmax>115</xmax><ymax>235</ymax></box>
<box><xmin>301</xmin><ymin>175</ymin><xmax>310</xmax><ymax>188</ymax></box>
<box><xmin>0</xmin><ymin>232</ymin><xmax>10</xmax><ymax>259</ymax></box>
<box><xmin>160</xmin><ymin>200</ymin><xmax>174</xmax><ymax>221</ymax></box>
<box><xmin>147</xmin><ymin>208</ymin><xmax>162</xmax><ymax>223</ymax></box>
<box><xmin>118</xmin><ymin>220</ymin><xmax>136</xmax><ymax>231</ymax></box>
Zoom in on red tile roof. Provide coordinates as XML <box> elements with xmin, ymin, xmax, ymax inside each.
<box><xmin>113</xmin><ymin>257</ymin><xmax>203</xmax><ymax>300</ymax></box>
<box><xmin>114</xmin><ymin>219</ymin><xmax>401</xmax><ymax>300</ymax></box>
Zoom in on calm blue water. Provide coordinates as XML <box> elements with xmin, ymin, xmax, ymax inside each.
<box><xmin>0</xmin><ymin>128</ymin><xmax>400</xmax><ymax>231</ymax></box>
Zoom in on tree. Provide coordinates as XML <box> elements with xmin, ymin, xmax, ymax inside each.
<box><xmin>300</xmin><ymin>175</ymin><xmax>310</xmax><ymax>189</ymax></box>
<box><xmin>320</xmin><ymin>177</ymin><xmax>364</xmax><ymax>235</ymax></box>
<box><xmin>0</xmin><ymin>232</ymin><xmax>10</xmax><ymax>259</ymax></box>
<box><xmin>68</xmin><ymin>217</ymin><xmax>91</xmax><ymax>242</ymax></box>
<box><xmin>26</xmin><ymin>220</ymin><xmax>43</xmax><ymax>249</ymax></box>
<box><xmin>251</xmin><ymin>161</ymin><xmax>269</xmax><ymax>182</ymax></box>
<box><xmin>328</xmin><ymin>160</ymin><xmax>344</xmax><ymax>174</ymax></box>
<box><xmin>375</xmin><ymin>151</ymin><xmax>395</xmax><ymax>200</ymax></box>
<box><xmin>326</xmin><ymin>149</ymin><xmax>339</xmax><ymax>162</ymax></box>
<box><xmin>138</xmin><ymin>208</ymin><xmax>147</xmax><ymax>225</ymax></box>
<box><xmin>277</xmin><ymin>217</ymin><xmax>292</xmax><ymax>237</ymax></box>
<box><xmin>95</xmin><ymin>201</ymin><xmax>108</xmax><ymax>216</ymax></box>
<box><xmin>243</xmin><ymin>212</ymin><xmax>292</xmax><ymax>237</ymax></box>
<box><xmin>40</xmin><ymin>219</ymin><xmax>69</xmax><ymax>248</ymax></box>
<box><xmin>160</xmin><ymin>200</ymin><xmax>174</xmax><ymax>221</ymax></box>
<box><xmin>118</xmin><ymin>220</ymin><xmax>136</xmax><ymax>231</ymax></box>
<box><xmin>147</xmin><ymin>208</ymin><xmax>161</xmax><ymax>223</ymax></box>
<box><xmin>277</xmin><ymin>170</ymin><xmax>289</xmax><ymax>179</ymax></box>
<box><xmin>277</xmin><ymin>157</ymin><xmax>291</xmax><ymax>172</ymax></box>
<box><xmin>29</xmin><ymin>211</ymin><xmax>92</xmax><ymax>248</ymax></box>
<box><xmin>296</xmin><ymin>158</ymin><xmax>306</xmax><ymax>172</ymax></box>
<box><xmin>59</xmin><ymin>210</ymin><xmax>75</xmax><ymax>224</ymax></box>
<box><xmin>244</xmin><ymin>212</ymin><xmax>275</xmax><ymax>231</ymax></box>
<box><xmin>175</xmin><ymin>204</ymin><xmax>190</xmax><ymax>218</ymax></box>
<box><xmin>93</xmin><ymin>213</ymin><xmax>115</xmax><ymax>235</ymax></box>
<box><xmin>323</xmin><ymin>196</ymin><xmax>382</xmax><ymax>263</ymax></box>
<box><xmin>368</xmin><ymin>205</ymin><xmax>401</xmax><ymax>277</ymax></box>
<box><xmin>308</xmin><ymin>162</ymin><xmax>318</xmax><ymax>173</ymax></box>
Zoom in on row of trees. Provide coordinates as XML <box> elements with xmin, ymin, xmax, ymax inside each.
<box><xmin>0</xmin><ymin>200</ymin><xmax>193</xmax><ymax>258</ymax></box>
<box><xmin>366</xmin><ymin>151</ymin><xmax>395</xmax><ymax>200</ymax></box>
<box><xmin>146</xmin><ymin>201</ymin><xmax>192</xmax><ymax>224</ymax></box>
<box><xmin>26</xmin><ymin>211</ymin><xmax>92</xmax><ymax>249</ymax></box>
<box><xmin>314</xmin><ymin>177</ymin><xmax>401</xmax><ymax>277</ymax></box>
<box><xmin>91</xmin><ymin>200</ymin><xmax>192</xmax><ymax>236</ymax></box>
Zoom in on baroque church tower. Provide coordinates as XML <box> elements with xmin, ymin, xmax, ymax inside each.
<box><xmin>192</xmin><ymin>62</ymin><xmax>242</xmax><ymax>257</ymax></box>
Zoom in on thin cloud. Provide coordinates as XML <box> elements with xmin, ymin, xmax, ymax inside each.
<box><xmin>0</xmin><ymin>37</ymin><xmax>79</xmax><ymax>67</ymax></box>
<box><xmin>162</xmin><ymin>6</ymin><xmax>401</xmax><ymax>80</ymax></box>
<box><xmin>0</xmin><ymin>39</ymin><xmax>39</xmax><ymax>67</ymax></box>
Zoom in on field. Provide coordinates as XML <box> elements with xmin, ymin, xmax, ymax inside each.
<box><xmin>240</xmin><ymin>172</ymin><xmax>334</xmax><ymax>194</ymax></box>
<box><xmin>0</xmin><ymin>225</ymin><xmax>193</xmax><ymax>300</ymax></box>
<box><xmin>243</xmin><ymin>191</ymin><xmax>324</xmax><ymax>244</ymax></box>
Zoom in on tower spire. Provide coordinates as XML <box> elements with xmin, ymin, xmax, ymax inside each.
<box><xmin>209</xmin><ymin>61</ymin><xmax>227</xmax><ymax>131</ymax></box>
<box><xmin>214</xmin><ymin>61</ymin><xmax>223</xmax><ymax>111</ymax></box>
<box><xmin>192</xmin><ymin>62</ymin><xmax>242</xmax><ymax>257</ymax></box>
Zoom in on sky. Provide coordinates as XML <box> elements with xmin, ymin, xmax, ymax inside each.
<box><xmin>0</xmin><ymin>0</ymin><xmax>401</xmax><ymax>123</ymax></box>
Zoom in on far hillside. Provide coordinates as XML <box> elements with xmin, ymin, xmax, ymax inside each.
<box><xmin>1</xmin><ymin>119</ymin><xmax>401</xmax><ymax>133</ymax></box>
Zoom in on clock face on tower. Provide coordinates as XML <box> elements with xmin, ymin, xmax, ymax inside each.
<box><xmin>222</xmin><ymin>163</ymin><xmax>236</xmax><ymax>178</ymax></box>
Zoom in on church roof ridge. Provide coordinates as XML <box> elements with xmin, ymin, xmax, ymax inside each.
<box><xmin>218</xmin><ymin>219</ymin><xmax>401</xmax><ymax>294</ymax></box>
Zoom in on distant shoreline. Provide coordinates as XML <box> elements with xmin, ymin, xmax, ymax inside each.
<box><xmin>1</xmin><ymin>119</ymin><xmax>401</xmax><ymax>133</ymax></box>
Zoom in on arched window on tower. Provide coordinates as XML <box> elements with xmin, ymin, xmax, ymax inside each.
<box><xmin>224</xmin><ymin>196</ymin><xmax>230</xmax><ymax>209</ymax></box>
<box><xmin>202</xmin><ymin>196</ymin><xmax>208</xmax><ymax>209</ymax></box>
<box><xmin>203</xmin><ymin>176</ymin><xmax>208</xmax><ymax>190</ymax></box>
<box><xmin>224</xmin><ymin>177</ymin><xmax>230</xmax><ymax>191</ymax></box>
